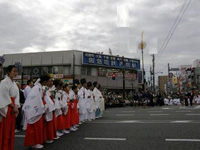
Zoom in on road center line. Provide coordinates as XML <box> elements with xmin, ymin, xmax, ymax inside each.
<box><xmin>150</xmin><ymin>114</ymin><xmax>169</xmax><ymax>116</ymax></box>
<box><xmin>166</xmin><ymin>139</ymin><xmax>200</xmax><ymax>142</ymax></box>
<box><xmin>84</xmin><ymin>137</ymin><xmax>126</xmax><ymax>141</ymax></box>
<box><xmin>170</xmin><ymin>120</ymin><xmax>191</xmax><ymax>123</ymax></box>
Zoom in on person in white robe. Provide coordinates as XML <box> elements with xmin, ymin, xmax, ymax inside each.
<box><xmin>22</xmin><ymin>79</ymin><xmax>33</xmax><ymax>130</ymax></box>
<box><xmin>23</xmin><ymin>79</ymin><xmax>33</xmax><ymax>99</ymax></box>
<box><xmin>0</xmin><ymin>68</ymin><xmax>20</xmax><ymax>118</ymax></box>
<box><xmin>87</xmin><ymin>82</ymin><xmax>96</xmax><ymax>120</ymax></box>
<box><xmin>53</xmin><ymin>79</ymin><xmax>69</xmax><ymax>135</ymax></box>
<box><xmin>98</xmin><ymin>84</ymin><xmax>105</xmax><ymax>117</ymax></box>
<box><xmin>93</xmin><ymin>82</ymin><xmax>104</xmax><ymax>118</ymax></box>
<box><xmin>0</xmin><ymin>65</ymin><xmax>20</xmax><ymax>150</ymax></box>
<box><xmin>78</xmin><ymin>78</ymin><xmax>87</xmax><ymax>122</ymax></box>
<box><xmin>73</xmin><ymin>79</ymin><xmax>81</xmax><ymax>122</ymax></box>
<box><xmin>23</xmin><ymin>75</ymin><xmax>51</xmax><ymax>149</ymax></box>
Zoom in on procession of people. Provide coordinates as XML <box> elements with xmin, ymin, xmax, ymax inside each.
<box><xmin>0</xmin><ymin>65</ymin><xmax>105</xmax><ymax>149</ymax></box>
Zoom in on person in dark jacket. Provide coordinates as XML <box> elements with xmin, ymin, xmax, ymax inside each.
<box><xmin>15</xmin><ymin>82</ymin><xmax>25</xmax><ymax>132</ymax></box>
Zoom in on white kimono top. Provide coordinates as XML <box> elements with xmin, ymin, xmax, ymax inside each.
<box><xmin>44</xmin><ymin>86</ymin><xmax>55</xmax><ymax>121</ymax></box>
<box><xmin>24</xmin><ymin>85</ymin><xmax>32</xmax><ymax>99</ymax></box>
<box><xmin>87</xmin><ymin>89</ymin><xmax>96</xmax><ymax>112</ymax></box>
<box><xmin>93</xmin><ymin>87</ymin><xmax>101</xmax><ymax>109</ymax></box>
<box><xmin>0</xmin><ymin>76</ymin><xmax>20</xmax><ymax>118</ymax></box>
<box><xmin>78</xmin><ymin>87</ymin><xmax>87</xmax><ymax>114</ymax></box>
<box><xmin>23</xmin><ymin>83</ymin><xmax>45</xmax><ymax>124</ymax></box>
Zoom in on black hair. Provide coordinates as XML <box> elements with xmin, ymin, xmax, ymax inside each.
<box><xmin>73</xmin><ymin>79</ymin><xmax>80</xmax><ymax>85</ymax></box>
<box><xmin>80</xmin><ymin>78</ymin><xmax>87</xmax><ymax>85</ymax></box>
<box><xmin>63</xmin><ymin>83</ymin><xmax>69</xmax><ymax>89</ymax></box>
<box><xmin>53</xmin><ymin>79</ymin><xmax>63</xmax><ymax>87</ymax></box>
<box><xmin>72</xmin><ymin>85</ymin><xmax>77</xmax><ymax>90</ymax></box>
<box><xmin>87</xmin><ymin>81</ymin><xmax>92</xmax><ymax>88</ymax></box>
<box><xmin>39</xmin><ymin>74</ymin><xmax>51</xmax><ymax>84</ymax></box>
<box><xmin>7</xmin><ymin>65</ymin><xmax>17</xmax><ymax>74</ymax></box>
<box><xmin>93</xmin><ymin>81</ymin><xmax>98</xmax><ymax>87</ymax></box>
<box><xmin>27</xmin><ymin>79</ymin><xmax>33</xmax><ymax>85</ymax></box>
<box><xmin>0</xmin><ymin>63</ymin><xmax>2</xmax><ymax>67</ymax></box>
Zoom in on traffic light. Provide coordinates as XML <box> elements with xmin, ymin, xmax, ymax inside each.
<box><xmin>112</xmin><ymin>73</ymin><xmax>116</xmax><ymax>80</ymax></box>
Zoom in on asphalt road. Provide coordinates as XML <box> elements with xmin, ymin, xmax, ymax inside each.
<box><xmin>14</xmin><ymin>105</ymin><xmax>200</xmax><ymax>150</ymax></box>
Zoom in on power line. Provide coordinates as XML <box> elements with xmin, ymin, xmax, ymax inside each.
<box><xmin>155</xmin><ymin>0</ymin><xmax>192</xmax><ymax>64</ymax></box>
<box><xmin>156</xmin><ymin>0</ymin><xmax>187</xmax><ymax>61</ymax></box>
<box><xmin>156</xmin><ymin>0</ymin><xmax>190</xmax><ymax>63</ymax></box>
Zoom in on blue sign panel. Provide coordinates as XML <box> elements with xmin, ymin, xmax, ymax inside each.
<box><xmin>82</xmin><ymin>52</ymin><xmax>140</xmax><ymax>70</ymax></box>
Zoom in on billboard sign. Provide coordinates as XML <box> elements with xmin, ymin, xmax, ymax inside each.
<box><xmin>82</xmin><ymin>52</ymin><xmax>140</xmax><ymax>70</ymax></box>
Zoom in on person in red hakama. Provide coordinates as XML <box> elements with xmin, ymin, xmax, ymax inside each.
<box><xmin>43</xmin><ymin>79</ymin><xmax>57</xmax><ymax>143</ymax></box>
<box><xmin>0</xmin><ymin>65</ymin><xmax>20</xmax><ymax>150</ymax></box>
<box><xmin>63</xmin><ymin>84</ymin><xmax>77</xmax><ymax>132</ymax></box>
<box><xmin>70</xmin><ymin>85</ymin><xmax>80</xmax><ymax>127</ymax></box>
<box><xmin>53</xmin><ymin>79</ymin><xmax>67</xmax><ymax>136</ymax></box>
<box><xmin>23</xmin><ymin>75</ymin><xmax>51</xmax><ymax>149</ymax></box>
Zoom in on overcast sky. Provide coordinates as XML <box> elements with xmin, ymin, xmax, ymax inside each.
<box><xmin>0</xmin><ymin>0</ymin><xmax>199</xmax><ymax>80</ymax></box>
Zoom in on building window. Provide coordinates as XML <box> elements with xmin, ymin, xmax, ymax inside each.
<box><xmin>81</xmin><ymin>66</ymin><xmax>86</xmax><ymax>75</ymax></box>
<box><xmin>42</xmin><ymin>67</ymin><xmax>48</xmax><ymax>74</ymax></box>
<box><xmin>98</xmin><ymin>68</ymin><xmax>107</xmax><ymax>77</ymax></box>
<box><xmin>87</xmin><ymin>67</ymin><xmax>91</xmax><ymax>76</ymax></box>
<box><xmin>53</xmin><ymin>66</ymin><xmax>63</xmax><ymax>74</ymax></box>
<box><xmin>48</xmin><ymin>67</ymin><xmax>53</xmax><ymax>74</ymax></box>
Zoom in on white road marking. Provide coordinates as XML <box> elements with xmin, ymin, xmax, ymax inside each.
<box><xmin>120</xmin><ymin>120</ymin><xmax>139</xmax><ymax>123</ymax></box>
<box><xmin>87</xmin><ymin>120</ymin><xmax>200</xmax><ymax>124</ymax></box>
<box><xmin>122</xmin><ymin>111</ymin><xmax>135</xmax><ymax>113</ymax></box>
<box><xmin>116</xmin><ymin>114</ymin><xmax>135</xmax><ymax>116</ymax></box>
<box><xmin>195</xmin><ymin>106</ymin><xmax>200</xmax><ymax>109</ymax></box>
<box><xmin>166</xmin><ymin>139</ymin><xmax>200</xmax><ymax>142</ymax></box>
<box><xmin>150</xmin><ymin>114</ymin><xmax>169</xmax><ymax>116</ymax></box>
<box><xmin>15</xmin><ymin>135</ymin><xmax>25</xmax><ymax>138</ymax></box>
<box><xmin>186</xmin><ymin>114</ymin><xmax>200</xmax><ymax>116</ymax></box>
<box><xmin>84</xmin><ymin>137</ymin><xmax>126</xmax><ymax>141</ymax></box>
<box><xmin>170</xmin><ymin>120</ymin><xmax>191</xmax><ymax>123</ymax></box>
<box><xmin>162</xmin><ymin>108</ymin><xmax>171</xmax><ymax>110</ymax></box>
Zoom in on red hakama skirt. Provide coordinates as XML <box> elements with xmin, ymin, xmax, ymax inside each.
<box><xmin>24</xmin><ymin>116</ymin><xmax>44</xmax><ymax>146</ymax></box>
<box><xmin>0</xmin><ymin>97</ymin><xmax>16</xmax><ymax>150</ymax></box>
<box><xmin>56</xmin><ymin>113</ymin><xmax>64</xmax><ymax>130</ymax></box>
<box><xmin>43</xmin><ymin>113</ymin><xmax>56</xmax><ymax>142</ymax></box>
<box><xmin>63</xmin><ymin>102</ymin><xmax>71</xmax><ymax>129</ymax></box>
<box><xmin>71</xmin><ymin>100</ymin><xmax>79</xmax><ymax>125</ymax></box>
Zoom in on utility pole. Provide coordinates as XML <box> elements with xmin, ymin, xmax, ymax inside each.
<box><xmin>152</xmin><ymin>54</ymin><xmax>155</xmax><ymax>92</ymax></box>
<box><xmin>150</xmin><ymin>66</ymin><xmax>153</xmax><ymax>91</ymax></box>
<box><xmin>122</xmin><ymin>56</ymin><xmax>125</xmax><ymax>100</ymax></box>
<box><xmin>168</xmin><ymin>63</ymin><xmax>170</xmax><ymax>94</ymax></box>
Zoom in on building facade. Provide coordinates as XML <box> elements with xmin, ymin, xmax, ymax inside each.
<box><xmin>3</xmin><ymin>50</ymin><xmax>140</xmax><ymax>90</ymax></box>
<box><xmin>158</xmin><ymin>76</ymin><xmax>168</xmax><ymax>93</ymax></box>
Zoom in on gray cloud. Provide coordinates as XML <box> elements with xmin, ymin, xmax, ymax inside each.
<box><xmin>0</xmin><ymin>0</ymin><xmax>199</xmax><ymax>79</ymax></box>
